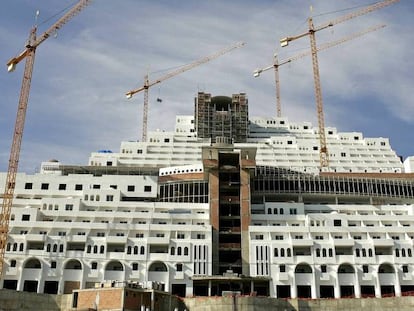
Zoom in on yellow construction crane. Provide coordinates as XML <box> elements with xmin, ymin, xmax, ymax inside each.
<box><xmin>0</xmin><ymin>0</ymin><xmax>91</xmax><ymax>280</ymax></box>
<box><xmin>254</xmin><ymin>24</ymin><xmax>386</xmax><ymax>118</ymax></box>
<box><xmin>126</xmin><ymin>41</ymin><xmax>246</xmax><ymax>142</ymax></box>
<box><xmin>279</xmin><ymin>0</ymin><xmax>399</xmax><ymax>169</ymax></box>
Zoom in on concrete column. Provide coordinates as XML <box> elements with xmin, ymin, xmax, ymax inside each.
<box><xmin>334</xmin><ymin>274</ymin><xmax>340</xmax><ymax>298</ymax></box>
<box><xmin>311</xmin><ymin>270</ymin><xmax>317</xmax><ymax>298</ymax></box>
<box><xmin>291</xmin><ymin>274</ymin><xmax>297</xmax><ymax>298</ymax></box>
<box><xmin>395</xmin><ymin>272</ymin><xmax>402</xmax><ymax>297</ymax></box>
<box><xmin>374</xmin><ymin>272</ymin><xmax>381</xmax><ymax>298</ymax></box>
<box><xmin>208</xmin><ymin>280</ymin><xmax>212</xmax><ymax>296</ymax></box>
<box><xmin>354</xmin><ymin>271</ymin><xmax>361</xmax><ymax>298</ymax></box>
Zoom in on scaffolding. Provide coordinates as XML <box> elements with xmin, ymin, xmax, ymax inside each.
<box><xmin>195</xmin><ymin>92</ymin><xmax>249</xmax><ymax>143</ymax></box>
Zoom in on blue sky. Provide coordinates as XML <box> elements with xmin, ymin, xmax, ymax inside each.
<box><xmin>0</xmin><ymin>0</ymin><xmax>413</xmax><ymax>173</ymax></box>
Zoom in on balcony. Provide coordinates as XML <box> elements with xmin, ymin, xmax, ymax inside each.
<box><xmin>106</xmin><ymin>236</ymin><xmax>128</xmax><ymax>244</ymax></box>
<box><xmin>25</xmin><ymin>234</ymin><xmax>46</xmax><ymax>242</ymax></box>
<box><xmin>147</xmin><ymin>237</ymin><xmax>169</xmax><ymax>245</ymax></box>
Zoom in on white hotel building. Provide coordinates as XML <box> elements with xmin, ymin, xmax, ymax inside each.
<box><xmin>1</xmin><ymin>92</ymin><xmax>414</xmax><ymax>299</ymax></box>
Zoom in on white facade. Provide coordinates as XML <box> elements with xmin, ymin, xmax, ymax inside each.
<box><xmin>1</xmin><ymin>114</ymin><xmax>413</xmax><ymax>298</ymax></box>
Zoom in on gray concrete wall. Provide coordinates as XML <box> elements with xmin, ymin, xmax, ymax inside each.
<box><xmin>0</xmin><ymin>289</ymin><xmax>68</xmax><ymax>311</ymax></box>
<box><xmin>2</xmin><ymin>289</ymin><xmax>414</xmax><ymax>311</ymax></box>
<box><xmin>183</xmin><ymin>296</ymin><xmax>414</xmax><ymax>311</ymax></box>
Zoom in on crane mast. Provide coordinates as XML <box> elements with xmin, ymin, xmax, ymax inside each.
<box><xmin>308</xmin><ymin>17</ymin><xmax>328</xmax><ymax>168</ymax></box>
<box><xmin>279</xmin><ymin>0</ymin><xmax>399</xmax><ymax>169</ymax></box>
<box><xmin>126</xmin><ymin>41</ymin><xmax>246</xmax><ymax>142</ymax></box>
<box><xmin>0</xmin><ymin>0</ymin><xmax>91</xmax><ymax>280</ymax></box>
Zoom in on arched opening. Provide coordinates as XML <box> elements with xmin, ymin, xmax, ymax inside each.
<box><xmin>106</xmin><ymin>260</ymin><xmax>124</xmax><ymax>271</ymax></box>
<box><xmin>338</xmin><ymin>264</ymin><xmax>354</xmax><ymax>274</ymax></box>
<box><xmin>24</xmin><ymin>258</ymin><xmax>41</xmax><ymax>269</ymax></box>
<box><xmin>378</xmin><ymin>263</ymin><xmax>395</xmax><ymax>274</ymax></box>
<box><xmin>295</xmin><ymin>264</ymin><xmax>312</xmax><ymax>273</ymax></box>
<box><xmin>149</xmin><ymin>261</ymin><xmax>167</xmax><ymax>272</ymax></box>
<box><xmin>64</xmin><ymin>259</ymin><xmax>82</xmax><ymax>270</ymax></box>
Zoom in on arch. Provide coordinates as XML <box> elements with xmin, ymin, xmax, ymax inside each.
<box><xmin>184</xmin><ymin>247</ymin><xmax>189</xmax><ymax>256</ymax></box>
<box><xmin>378</xmin><ymin>263</ymin><xmax>395</xmax><ymax>274</ymax></box>
<box><xmin>338</xmin><ymin>263</ymin><xmax>355</xmax><ymax>274</ymax></box>
<box><xmin>134</xmin><ymin>246</ymin><xmax>138</xmax><ymax>255</ymax></box>
<box><xmin>24</xmin><ymin>258</ymin><xmax>41</xmax><ymax>269</ymax></box>
<box><xmin>295</xmin><ymin>263</ymin><xmax>312</xmax><ymax>273</ymax></box>
<box><xmin>127</xmin><ymin>246</ymin><xmax>132</xmax><ymax>254</ymax></box>
<box><xmin>53</xmin><ymin>244</ymin><xmax>57</xmax><ymax>252</ymax></box>
<box><xmin>64</xmin><ymin>259</ymin><xmax>82</xmax><ymax>270</ymax></box>
<box><xmin>105</xmin><ymin>260</ymin><xmax>124</xmax><ymax>271</ymax></box>
<box><xmin>140</xmin><ymin>246</ymin><xmax>145</xmax><ymax>255</ymax></box>
<box><xmin>148</xmin><ymin>261</ymin><xmax>167</xmax><ymax>272</ymax></box>
<box><xmin>171</xmin><ymin>247</ymin><xmax>175</xmax><ymax>255</ymax></box>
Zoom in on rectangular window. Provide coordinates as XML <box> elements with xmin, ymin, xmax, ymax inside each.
<box><xmin>58</xmin><ymin>232</ymin><xmax>66</xmax><ymax>236</ymax></box>
<box><xmin>255</xmin><ymin>235</ymin><xmax>264</xmax><ymax>240</ymax></box>
<box><xmin>65</xmin><ymin>204</ymin><xmax>73</xmax><ymax>211</ymax></box>
<box><xmin>403</xmin><ymin>265</ymin><xmax>409</xmax><ymax>273</ymax></box>
<box><xmin>137</xmin><ymin>149</ymin><xmax>143</xmax><ymax>154</ymax></box>
<box><xmin>363</xmin><ymin>265</ymin><xmax>369</xmax><ymax>273</ymax></box>
<box><xmin>132</xmin><ymin>263</ymin><xmax>139</xmax><ymax>270</ymax></box>
<box><xmin>136</xmin><ymin>233</ymin><xmax>144</xmax><ymax>238</ymax></box>
<box><xmin>51</xmin><ymin>261</ymin><xmax>57</xmax><ymax>269</ymax></box>
<box><xmin>58</xmin><ymin>184</ymin><xmax>66</xmax><ymax>190</ymax></box>
<box><xmin>280</xmin><ymin>265</ymin><xmax>286</xmax><ymax>273</ymax></box>
<box><xmin>177</xmin><ymin>233</ymin><xmax>185</xmax><ymax>239</ymax></box>
<box><xmin>22</xmin><ymin>214</ymin><xmax>30</xmax><ymax>221</ymax></box>
<box><xmin>144</xmin><ymin>185</ymin><xmax>152</xmax><ymax>192</ymax></box>
<box><xmin>156</xmin><ymin>233</ymin><xmax>165</xmax><ymax>238</ymax></box>
<box><xmin>91</xmin><ymin>262</ymin><xmax>98</xmax><ymax>270</ymax></box>
<box><xmin>75</xmin><ymin>184</ymin><xmax>83</xmax><ymax>190</ymax></box>
<box><xmin>334</xmin><ymin>219</ymin><xmax>342</xmax><ymax>227</ymax></box>
<box><xmin>289</xmin><ymin>208</ymin><xmax>297</xmax><ymax>215</ymax></box>
<box><xmin>321</xmin><ymin>265</ymin><xmax>327</xmax><ymax>273</ymax></box>
<box><xmin>176</xmin><ymin>263</ymin><xmax>183</xmax><ymax>272</ymax></box>
<box><xmin>93</xmin><ymin>184</ymin><xmax>100</xmax><ymax>189</ymax></box>
<box><xmin>41</xmin><ymin>183</ymin><xmax>49</xmax><ymax>190</ymax></box>
<box><xmin>110</xmin><ymin>185</ymin><xmax>117</xmax><ymax>189</ymax></box>
<box><xmin>106</xmin><ymin>195</ymin><xmax>114</xmax><ymax>201</ymax></box>
<box><xmin>97</xmin><ymin>232</ymin><xmax>105</xmax><ymax>237</ymax></box>
<box><xmin>196</xmin><ymin>234</ymin><xmax>205</xmax><ymax>239</ymax></box>
<box><xmin>127</xmin><ymin>185</ymin><xmax>135</xmax><ymax>192</ymax></box>
<box><xmin>24</xmin><ymin>183</ymin><xmax>33</xmax><ymax>190</ymax></box>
